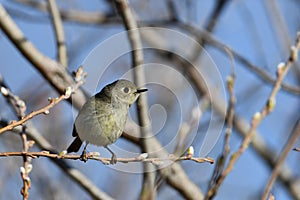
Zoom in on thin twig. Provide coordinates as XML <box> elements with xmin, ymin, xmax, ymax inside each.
<box><xmin>10</xmin><ymin>2</ymin><xmax>300</xmax><ymax>95</ymax></box>
<box><xmin>155</xmin><ymin>105</ymin><xmax>205</xmax><ymax>191</ymax></box>
<box><xmin>293</xmin><ymin>147</ymin><xmax>300</xmax><ymax>152</ymax></box>
<box><xmin>14</xmin><ymin>0</ymin><xmax>114</xmax><ymax>24</ymax></box>
<box><xmin>173</xmin><ymin>105</ymin><xmax>205</xmax><ymax>156</ymax></box>
<box><xmin>0</xmin><ymin>73</ymin><xmax>31</xmax><ymax>200</ymax></box>
<box><xmin>261</xmin><ymin>117</ymin><xmax>300</xmax><ymax>200</ymax></box>
<box><xmin>0</xmin><ymin>4</ymin><xmax>87</xmax><ymax>109</ymax></box>
<box><xmin>179</xmin><ymin>23</ymin><xmax>300</xmax><ymax>95</ymax></box>
<box><xmin>190</xmin><ymin>0</ymin><xmax>231</xmax><ymax>62</ymax></box>
<box><xmin>206</xmin><ymin>48</ymin><xmax>236</xmax><ymax>200</ymax></box>
<box><xmin>0</xmin><ymin>66</ymin><xmax>90</xmax><ymax>199</ymax></box>
<box><xmin>0</xmin><ymin>94</ymin><xmax>67</xmax><ymax>134</ymax></box>
<box><xmin>19</xmin><ymin>127</ymin><xmax>30</xmax><ymax>200</ymax></box>
<box><xmin>263</xmin><ymin>0</ymin><xmax>300</xmax><ymax>85</ymax></box>
<box><xmin>1</xmin><ymin>120</ymin><xmax>115</xmax><ymax>200</ymax></box>
<box><xmin>0</xmin><ymin>76</ymin><xmax>26</xmax><ymax>118</ymax></box>
<box><xmin>215</xmin><ymin>31</ymin><xmax>300</xmax><ymax>192</ymax></box>
<box><xmin>140</xmin><ymin>28</ymin><xmax>300</xmax><ymax>199</ymax></box>
<box><xmin>0</xmin><ymin>66</ymin><xmax>86</xmax><ymax>134</ymax></box>
<box><xmin>0</xmin><ymin>151</ymin><xmax>214</xmax><ymax>165</ymax></box>
<box><xmin>222</xmin><ymin>48</ymin><xmax>236</xmax><ymax>168</ymax></box>
<box><xmin>48</xmin><ymin>0</ymin><xmax>68</xmax><ymax>67</ymax></box>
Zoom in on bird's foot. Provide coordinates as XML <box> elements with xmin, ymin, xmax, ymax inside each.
<box><xmin>80</xmin><ymin>149</ymin><xmax>88</xmax><ymax>162</ymax></box>
<box><xmin>110</xmin><ymin>154</ymin><xmax>117</xmax><ymax>165</ymax></box>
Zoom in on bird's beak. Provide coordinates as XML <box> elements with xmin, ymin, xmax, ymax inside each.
<box><xmin>136</xmin><ymin>88</ymin><xmax>148</xmax><ymax>94</ymax></box>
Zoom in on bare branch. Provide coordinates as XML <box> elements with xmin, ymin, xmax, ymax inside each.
<box><xmin>0</xmin><ymin>4</ymin><xmax>87</xmax><ymax>109</ymax></box>
<box><xmin>179</xmin><ymin>23</ymin><xmax>300</xmax><ymax>95</ymax></box>
<box><xmin>140</xmin><ymin>29</ymin><xmax>300</xmax><ymax>198</ymax></box>
<box><xmin>261</xmin><ymin>117</ymin><xmax>300</xmax><ymax>200</ymax></box>
<box><xmin>0</xmin><ymin>151</ymin><xmax>214</xmax><ymax>165</ymax></box>
<box><xmin>11</xmin><ymin>2</ymin><xmax>300</xmax><ymax>96</ymax></box>
<box><xmin>190</xmin><ymin>0</ymin><xmax>231</xmax><ymax>62</ymax></box>
<box><xmin>0</xmin><ymin>92</ymin><xmax>66</xmax><ymax>134</ymax></box>
<box><xmin>293</xmin><ymin>148</ymin><xmax>300</xmax><ymax>152</ymax></box>
<box><xmin>14</xmin><ymin>0</ymin><xmax>115</xmax><ymax>24</ymax></box>
<box><xmin>1</xmin><ymin>73</ymin><xmax>31</xmax><ymax>200</ymax></box>
<box><xmin>216</xmin><ymin>31</ymin><xmax>300</xmax><ymax>191</ymax></box>
<box><xmin>0</xmin><ymin>66</ymin><xmax>85</xmax><ymax>199</ymax></box>
<box><xmin>0</xmin><ymin>76</ymin><xmax>26</xmax><ymax>119</ymax></box>
<box><xmin>0</xmin><ymin>66</ymin><xmax>86</xmax><ymax>134</ymax></box>
<box><xmin>48</xmin><ymin>0</ymin><xmax>68</xmax><ymax>67</ymax></box>
<box><xmin>206</xmin><ymin>49</ymin><xmax>236</xmax><ymax>199</ymax></box>
<box><xmin>263</xmin><ymin>0</ymin><xmax>300</xmax><ymax>85</ymax></box>
<box><xmin>3</xmin><ymin>121</ymin><xmax>115</xmax><ymax>200</ymax></box>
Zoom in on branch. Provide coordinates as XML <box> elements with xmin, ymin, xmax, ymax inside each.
<box><xmin>48</xmin><ymin>0</ymin><xmax>68</xmax><ymax>67</ymax></box>
<box><xmin>19</xmin><ymin>128</ymin><xmax>31</xmax><ymax>200</ymax></box>
<box><xmin>0</xmin><ymin>4</ymin><xmax>87</xmax><ymax>109</ymax></box>
<box><xmin>14</xmin><ymin>0</ymin><xmax>115</xmax><ymax>24</ymax></box>
<box><xmin>263</xmin><ymin>0</ymin><xmax>300</xmax><ymax>85</ymax></box>
<box><xmin>178</xmin><ymin>23</ymin><xmax>300</xmax><ymax>95</ymax></box>
<box><xmin>1</xmin><ymin>73</ymin><xmax>31</xmax><ymax>199</ymax></box>
<box><xmin>10</xmin><ymin>2</ymin><xmax>300</xmax><ymax>96</ymax></box>
<box><xmin>0</xmin><ymin>66</ymin><xmax>85</xmax><ymax>198</ymax></box>
<box><xmin>173</xmin><ymin>105</ymin><xmax>206</xmax><ymax>156</ymax></box>
<box><xmin>2</xmin><ymin>121</ymin><xmax>115</xmax><ymax>200</ymax></box>
<box><xmin>10</xmin><ymin>1</ymin><xmax>300</xmax><ymax>95</ymax></box>
<box><xmin>190</xmin><ymin>0</ymin><xmax>231</xmax><ymax>62</ymax></box>
<box><xmin>0</xmin><ymin>66</ymin><xmax>86</xmax><ymax>134</ymax></box>
<box><xmin>0</xmin><ymin>151</ymin><xmax>214</xmax><ymax>165</ymax></box>
<box><xmin>216</xmin><ymin>31</ymin><xmax>300</xmax><ymax>191</ymax></box>
<box><xmin>0</xmin><ymin>92</ymin><xmax>65</xmax><ymax>134</ymax></box>
<box><xmin>0</xmin><ymin>75</ymin><xmax>26</xmax><ymax>119</ymax></box>
<box><xmin>261</xmin><ymin>117</ymin><xmax>300</xmax><ymax>200</ymax></box>
<box><xmin>140</xmin><ymin>29</ymin><xmax>300</xmax><ymax>198</ymax></box>
<box><xmin>206</xmin><ymin>50</ymin><xmax>236</xmax><ymax>199</ymax></box>
<box><xmin>293</xmin><ymin>148</ymin><xmax>300</xmax><ymax>152</ymax></box>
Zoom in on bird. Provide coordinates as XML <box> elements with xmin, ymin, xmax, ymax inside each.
<box><xmin>65</xmin><ymin>79</ymin><xmax>147</xmax><ymax>164</ymax></box>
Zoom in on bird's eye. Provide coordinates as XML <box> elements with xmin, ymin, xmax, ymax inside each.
<box><xmin>123</xmin><ymin>87</ymin><xmax>130</xmax><ymax>93</ymax></box>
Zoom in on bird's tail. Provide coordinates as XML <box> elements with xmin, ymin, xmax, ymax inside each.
<box><xmin>66</xmin><ymin>136</ymin><xmax>82</xmax><ymax>153</ymax></box>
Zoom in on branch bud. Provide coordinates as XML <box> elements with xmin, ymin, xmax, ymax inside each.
<box><xmin>187</xmin><ymin>146</ymin><xmax>194</xmax><ymax>157</ymax></box>
<box><xmin>253</xmin><ymin>112</ymin><xmax>261</xmax><ymax>121</ymax></box>
<box><xmin>276</xmin><ymin>62</ymin><xmax>285</xmax><ymax>77</ymax></box>
<box><xmin>267</xmin><ymin>97</ymin><xmax>276</xmax><ymax>112</ymax></box>
<box><xmin>0</xmin><ymin>87</ymin><xmax>9</xmax><ymax>96</ymax></box>
<box><xmin>65</xmin><ymin>86</ymin><xmax>72</xmax><ymax>97</ymax></box>
<box><xmin>290</xmin><ymin>46</ymin><xmax>298</xmax><ymax>62</ymax></box>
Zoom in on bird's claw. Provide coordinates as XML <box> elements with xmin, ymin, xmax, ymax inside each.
<box><xmin>110</xmin><ymin>154</ymin><xmax>117</xmax><ymax>164</ymax></box>
<box><xmin>80</xmin><ymin>149</ymin><xmax>88</xmax><ymax>162</ymax></box>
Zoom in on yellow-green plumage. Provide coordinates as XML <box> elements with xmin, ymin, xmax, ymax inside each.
<box><xmin>66</xmin><ymin>79</ymin><xmax>147</xmax><ymax>164</ymax></box>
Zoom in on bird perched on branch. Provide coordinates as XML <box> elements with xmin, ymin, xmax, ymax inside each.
<box><xmin>65</xmin><ymin>79</ymin><xmax>147</xmax><ymax>164</ymax></box>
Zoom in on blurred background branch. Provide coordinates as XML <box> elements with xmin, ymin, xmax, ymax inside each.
<box><xmin>0</xmin><ymin>1</ymin><xmax>300</xmax><ymax>200</ymax></box>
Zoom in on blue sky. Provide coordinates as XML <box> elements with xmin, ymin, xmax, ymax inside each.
<box><xmin>0</xmin><ymin>1</ymin><xmax>300</xmax><ymax>199</ymax></box>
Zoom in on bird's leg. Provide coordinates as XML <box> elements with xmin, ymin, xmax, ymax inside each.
<box><xmin>80</xmin><ymin>142</ymin><xmax>89</xmax><ymax>162</ymax></box>
<box><xmin>105</xmin><ymin>146</ymin><xmax>117</xmax><ymax>164</ymax></box>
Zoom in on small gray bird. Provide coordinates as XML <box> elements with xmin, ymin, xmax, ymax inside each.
<box><xmin>66</xmin><ymin>79</ymin><xmax>147</xmax><ymax>164</ymax></box>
